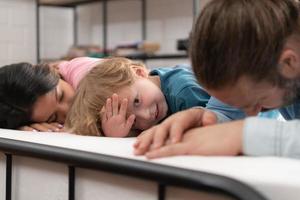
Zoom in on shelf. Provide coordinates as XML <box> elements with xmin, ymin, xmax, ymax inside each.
<box><xmin>125</xmin><ymin>53</ymin><xmax>188</xmax><ymax>60</ymax></box>
<box><xmin>40</xmin><ymin>53</ymin><xmax>188</xmax><ymax>62</ymax></box>
<box><xmin>39</xmin><ymin>0</ymin><xmax>104</xmax><ymax>7</ymax></box>
<box><xmin>36</xmin><ymin>0</ymin><xmax>192</xmax><ymax>63</ymax></box>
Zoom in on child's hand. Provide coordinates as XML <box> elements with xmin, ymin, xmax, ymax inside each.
<box><xmin>18</xmin><ymin>122</ymin><xmax>64</xmax><ymax>132</ymax></box>
<box><xmin>101</xmin><ymin>93</ymin><xmax>135</xmax><ymax>137</ymax></box>
<box><xmin>133</xmin><ymin>108</ymin><xmax>217</xmax><ymax>155</ymax></box>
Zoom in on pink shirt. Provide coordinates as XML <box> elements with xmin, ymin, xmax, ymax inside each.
<box><xmin>58</xmin><ymin>57</ymin><xmax>104</xmax><ymax>89</ymax></box>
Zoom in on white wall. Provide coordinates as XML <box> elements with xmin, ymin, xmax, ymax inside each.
<box><xmin>76</xmin><ymin>0</ymin><xmax>193</xmax><ymax>52</ymax></box>
<box><xmin>76</xmin><ymin>0</ymin><xmax>194</xmax><ymax>68</ymax></box>
<box><xmin>0</xmin><ymin>0</ymin><xmax>212</xmax><ymax>67</ymax></box>
<box><xmin>0</xmin><ymin>0</ymin><xmax>36</xmax><ymax>66</ymax></box>
<box><xmin>40</xmin><ymin>0</ymin><xmax>213</xmax><ymax>68</ymax></box>
<box><xmin>40</xmin><ymin>6</ymin><xmax>74</xmax><ymax>61</ymax></box>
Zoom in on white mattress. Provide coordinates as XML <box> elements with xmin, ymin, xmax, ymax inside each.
<box><xmin>0</xmin><ymin>128</ymin><xmax>299</xmax><ymax>200</ymax></box>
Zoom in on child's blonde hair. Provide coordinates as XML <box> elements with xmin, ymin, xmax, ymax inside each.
<box><xmin>65</xmin><ymin>57</ymin><xmax>147</xmax><ymax>136</ymax></box>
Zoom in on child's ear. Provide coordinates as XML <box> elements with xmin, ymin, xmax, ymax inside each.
<box><xmin>133</xmin><ymin>67</ymin><xmax>148</xmax><ymax>78</ymax></box>
<box><xmin>279</xmin><ymin>49</ymin><xmax>300</xmax><ymax>79</ymax></box>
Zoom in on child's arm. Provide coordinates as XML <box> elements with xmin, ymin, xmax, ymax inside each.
<box><xmin>133</xmin><ymin>107</ymin><xmax>217</xmax><ymax>155</ymax></box>
<box><xmin>101</xmin><ymin>94</ymin><xmax>135</xmax><ymax>137</ymax></box>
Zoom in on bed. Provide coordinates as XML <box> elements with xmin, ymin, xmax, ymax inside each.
<box><xmin>0</xmin><ymin>128</ymin><xmax>299</xmax><ymax>200</ymax></box>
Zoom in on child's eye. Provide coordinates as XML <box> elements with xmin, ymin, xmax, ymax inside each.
<box><xmin>134</xmin><ymin>98</ymin><xmax>140</xmax><ymax>107</ymax></box>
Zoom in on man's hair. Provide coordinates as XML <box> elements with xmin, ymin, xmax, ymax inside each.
<box><xmin>0</xmin><ymin>63</ymin><xmax>59</xmax><ymax>129</ymax></box>
<box><xmin>190</xmin><ymin>0</ymin><xmax>300</xmax><ymax>89</ymax></box>
<box><xmin>65</xmin><ymin>57</ymin><xmax>146</xmax><ymax>136</ymax></box>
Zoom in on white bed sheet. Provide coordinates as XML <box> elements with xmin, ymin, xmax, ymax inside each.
<box><xmin>0</xmin><ymin>128</ymin><xmax>299</xmax><ymax>200</ymax></box>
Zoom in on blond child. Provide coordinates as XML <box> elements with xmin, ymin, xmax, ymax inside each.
<box><xmin>65</xmin><ymin>57</ymin><xmax>213</xmax><ymax>137</ymax></box>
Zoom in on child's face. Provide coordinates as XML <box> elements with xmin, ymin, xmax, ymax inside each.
<box><xmin>31</xmin><ymin>79</ymin><xmax>75</xmax><ymax>124</ymax></box>
<box><xmin>116</xmin><ymin>76</ymin><xmax>168</xmax><ymax>131</ymax></box>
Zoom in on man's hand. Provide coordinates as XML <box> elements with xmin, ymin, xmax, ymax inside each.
<box><xmin>134</xmin><ymin>108</ymin><xmax>217</xmax><ymax>155</ymax></box>
<box><xmin>143</xmin><ymin>120</ymin><xmax>244</xmax><ymax>159</ymax></box>
<box><xmin>101</xmin><ymin>93</ymin><xmax>135</xmax><ymax>137</ymax></box>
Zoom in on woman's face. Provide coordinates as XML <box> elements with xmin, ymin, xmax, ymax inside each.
<box><xmin>30</xmin><ymin>79</ymin><xmax>75</xmax><ymax>124</ymax></box>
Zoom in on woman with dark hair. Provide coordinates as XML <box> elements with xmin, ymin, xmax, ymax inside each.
<box><xmin>0</xmin><ymin>57</ymin><xmax>105</xmax><ymax>132</ymax></box>
<box><xmin>0</xmin><ymin>62</ymin><xmax>75</xmax><ymax>131</ymax></box>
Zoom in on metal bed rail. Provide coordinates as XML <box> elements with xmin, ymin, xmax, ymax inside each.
<box><xmin>0</xmin><ymin>137</ymin><xmax>267</xmax><ymax>200</ymax></box>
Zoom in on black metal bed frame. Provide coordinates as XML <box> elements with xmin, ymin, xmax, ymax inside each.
<box><xmin>0</xmin><ymin>137</ymin><xmax>267</xmax><ymax>200</ymax></box>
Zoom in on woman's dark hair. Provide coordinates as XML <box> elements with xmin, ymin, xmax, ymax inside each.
<box><xmin>0</xmin><ymin>62</ymin><xmax>59</xmax><ymax>129</ymax></box>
